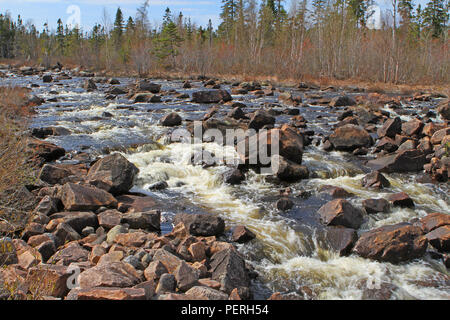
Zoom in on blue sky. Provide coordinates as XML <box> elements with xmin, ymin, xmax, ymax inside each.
<box><xmin>0</xmin><ymin>0</ymin><xmax>431</xmax><ymax>32</ymax></box>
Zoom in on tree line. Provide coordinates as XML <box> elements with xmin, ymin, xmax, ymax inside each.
<box><xmin>0</xmin><ymin>0</ymin><xmax>448</xmax><ymax>84</ymax></box>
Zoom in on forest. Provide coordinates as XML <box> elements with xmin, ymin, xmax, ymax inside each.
<box><xmin>0</xmin><ymin>0</ymin><xmax>449</xmax><ymax>84</ymax></box>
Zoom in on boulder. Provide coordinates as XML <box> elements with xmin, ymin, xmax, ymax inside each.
<box><xmin>248</xmin><ymin>110</ymin><xmax>275</xmax><ymax>130</ymax></box>
<box><xmin>227</xmin><ymin>107</ymin><xmax>247</xmax><ymax>120</ymax></box>
<box><xmin>49</xmin><ymin>211</ymin><xmax>98</xmax><ymax>234</ymax></box>
<box><xmin>60</xmin><ymin>183</ymin><xmax>117</xmax><ymax>211</ymax></box>
<box><xmin>153</xmin><ymin>249</ymin><xmax>183</xmax><ymax>274</ymax></box>
<box><xmin>28</xmin><ymin>139</ymin><xmax>65</xmax><ymax>163</ymax></box>
<box><xmin>361</xmin><ymin>171</ymin><xmax>391</xmax><ymax>189</ymax></box>
<box><xmin>420</xmin><ymin>213</ymin><xmax>450</xmax><ymax>233</ymax></box>
<box><xmin>116</xmin><ymin>195</ymin><xmax>158</xmax><ymax>213</ymax></box>
<box><xmin>135</xmin><ymin>80</ymin><xmax>161</xmax><ymax>93</ymax></box>
<box><xmin>174</xmin><ymin>261</ymin><xmax>199</xmax><ymax>292</ymax></box>
<box><xmin>317</xmin><ymin>199</ymin><xmax>364</xmax><ymax>229</ymax></box>
<box><xmin>86</xmin><ymin>153</ymin><xmax>139</xmax><ymax>195</ymax></box>
<box><xmin>329</xmin><ymin>95</ymin><xmax>357</xmax><ymax>107</ymax></box>
<box><xmin>98</xmin><ymin>209</ymin><xmax>123</xmax><ymax>229</ymax></box>
<box><xmin>209</xmin><ymin>248</ymin><xmax>250</xmax><ymax>294</ymax></box>
<box><xmin>223</xmin><ymin>168</ymin><xmax>245</xmax><ymax>185</ymax></box>
<box><xmin>276</xmin><ymin>198</ymin><xmax>294</xmax><ymax>211</ymax></box>
<box><xmin>325</xmin><ymin>226</ymin><xmax>358</xmax><ymax>256</ymax></box>
<box><xmin>402</xmin><ymin>119</ymin><xmax>424</xmax><ymax>136</ymax></box>
<box><xmin>192</xmin><ymin>90</ymin><xmax>232</xmax><ymax>103</ymax></box>
<box><xmin>132</xmin><ymin>93</ymin><xmax>161</xmax><ymax>103</ymax></box>
<box><xmin>319</xmin><ymin>185</ymin><xmax>353</xmax><ymax>198</ymax></box>
<box><xmin>388</xmin><ymin>192</ymin><xmax>414</xmax><ymax>208</ymax></box>
<box><xmin>155</xmin><ymin>273</ymin><xmax>176</xmax><ymax>294</ymax></box>
<box><xmin>377</xmin><ymin>117</ymin><xmax>402</xmax><ymax>138</ymax></box>
<box><xmin>437</xmin><ymin>101</ymin><xmax>450</xmax><ymax>120</ymax></box>
<box><xmin>48</xmin><ymin>243</ymin><xmax>89</xmax><ymax>266</ymax></box>
<box><xmin>160</xmin><ymin>112</ymin><xmax>182</xmax><ymax>127</ymax></box>
<box><xmin>352</xmin><ymin>223</ymin><xmax>427</xmax><ymax>263</ymax></box>
<box><xmin>173</xmin><ymin>213</ymin><xmax>225</xmax><ymax>237</ymax></box>
<box><xmin>232</xmin><ymin>226</ymin><xmax>256</xmax><ymax>243</ymax></box>
<box><xmin>366</xmin><ymin>150</ymin><xmax>427</xmax><ymax>173</ymax></box>
<box><xmin>25</xmin><ymin>265</ymin><xmax>73</xmax><ymax>298</ymax></box>
<box><xmin>33</xmin><ymin>195</ymin><xmax>59</xmax><ymax>216</ymax></box>
<box><xmin>362</xmin><ymin>199</ymin><xmax>390</xmax><ymax>214</ymax></box>
<box><xmin>431</xmin><ymin>128</ymin><xmax>450</xmax><ymax>145</ymax></box>
<box><xmin>78</xmin><ymin>262</ymin><xmax>141</xmax><ymax>289</ymax></box>
<box><xmin>42</xmin><ymin>74</ymin><xmax>53</xmax><ymax>83</ymax></box>
<box><xmin>120</xmin><ymin>210</ymin><xmax>161</xmax><ymax>231</ymax></box>
<box><xmin>144</xmin><ymin>260</ymin><xmax>168</xmax><ymax>281</ymax></box>
<box><xmin>425</xmin><ymin>225</ymin><xmax>450</xmax><ymax>252</ymax></box>
<box><xmin>329</xmin><ymin>124</ymin><xmax>372</xmax><ymax>151</ymax></box>
<box><xmin>83</xmin><ymin>79</ymin><xmax>97</xmax><ymax>92</ymax></box>
<box><xmin>271</xmin><ymin>155</ymin><xmax>309</xmax><ymax>182</ymax></box>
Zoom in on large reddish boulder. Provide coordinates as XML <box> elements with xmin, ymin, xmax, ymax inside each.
<box><xmin>328</xmin><ymin>124</ymin><xmax>373</xmax><ymax>151</ymax></box>
<box><xmin>86</xmin><ymin>153</ymin><xmax>139</xmax><ymax>195</ymax></box>
<box><xmin>353</xmin><ymin>223</ymin><xmax>427</xmax><ymax>263</ymax></box>
<box><xmin>425</xmin><ymin>225</ymin><xmax>450</xmax><ymax>252</ymax></box>
<box><xmin>366</xmin><ymin>149</ymin><xmax>427</xmax><ymax>173</ymax></box>
<box><xmin>78</xmin><ymin>262</ymin><xmax>141</xmax><ymax>289</ymax></box>
<box><xmin>377</xmin><ymin>117</ymin><xmax>402</xmax><ymax>138</ymax></box>
<box><xmin>60</xmin><ymin>183</ymin><xmax>117</xmax><ymax>211</ymax></box>
<box><xmin>317</xmin><ymin>199</ymin><xmax>364</xmax><ymax>229</ymax></box>
<box><xmin>192</xmin><ymin>90</ymin><xmax>232</xmax><ymax>103</ymax></box>
<box><xmin>420</xmin><ymin>213</ymin><xmax>450</xmax><ymax>233</ymax></box>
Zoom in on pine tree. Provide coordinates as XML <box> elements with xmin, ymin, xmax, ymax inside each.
<box><xmin>219</xmin><ymin>0</ymin><xmax>238</xmax><ymax>40</ymax></box>
<box><xmin>153</xmin><ymin>8</ymin><xmax>183</xmax><ymax>66</ymax></box>
<box><xmin>423</xmin><ymin>0</ymin><xmax>448</xmax><ymax>38</ymax></box>
<box><xmin>56</xmin><ymin>18</ymin><xmax>65</xmax><ymax>55</ymax></box>
<box><xmin>113</xmin><ymin>7</ymin><xmax>124</xmax><ymax>43</ymax></box>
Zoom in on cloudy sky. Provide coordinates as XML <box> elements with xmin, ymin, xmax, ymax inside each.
<box><xmin>0</xmin><ymin>0</ymin><xmax>431</xmax><ymax>31</ymax></box>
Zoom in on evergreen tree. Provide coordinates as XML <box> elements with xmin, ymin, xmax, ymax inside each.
<box><xmin>113</xmin><ymin>7</ymin><xmax>124</xmax><ymax>42</ymax></box>
<box><xmin>56</xmin><ymin>18</ymin><xmax>65</xmax><ymax>55</ymax></box>
<box><xmin>153</xmin><ymin>8</ymin><xmax>183</xmax><ymax>66</ymax></box>
<box><xmin>423</xmin><ymin>0</ymin><xmax>448</xmax><ymax>38</ymax></box>
<box><xmin>219</xmin><ymin>0</ymin><xmax>238</xmax><ymax>39</ymax></box>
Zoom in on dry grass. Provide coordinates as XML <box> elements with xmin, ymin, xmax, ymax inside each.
<box><xmin>0</xmin><ymin>87</ymin><xmax>37</xmax><ymax>235</ymax></box>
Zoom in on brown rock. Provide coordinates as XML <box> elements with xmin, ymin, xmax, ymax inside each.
<box><xmin>319</xmin><ymin>185</ymin><xmax>354</xmax><ymax>198</ymax></box>
<box><xmin>420</xmin><ymin>213</ymin><xmax>450</xmax><ymax>233</ymax></box>
<box><xmin>192</xmin><ymin>90</ymin><xmax>232</xmax><ymax>103</ymax></box>
<box><xmin>362</xmin><ymin>198</ymin><xmax>390</xmax><ymax>214</ymax></box>
<box><xmin>402</xmin><ymin>119</ymin><xmax>424</xmax><ymax>136</ymax></box>
<box><xmin>353</xmin><ymin>223</ymin><xmax>427</xmax><ymax>263</ymax></box>
<box><xmin>98</xmin><ymin>209</ymin><xmax>123</xmax><ymax>229</ymax></box>
<box><xmin>366</xmin><ymin>150</ymin><xmax>427</xmax><ymax>173</ymax></box>
<box><xmin>26</xmin><ymin>265</ymin><xmax>72</xmax><ymax>298</ymax></box>
<box><xmin>49</xmin><ymin>211</ymin><xmax>98</xmax><ymax>234</ymax></box>
<box><xmin>426</xmin><ymin>225</ymin><xmax>450</xmax><ymax>252</ymax></box>
<box><xmin>153</xmin><ymin>249</ymin><xmax>183</xmax><ymax>273</ymax></box>
<box><xmin>377</xmin><ymin>117</ymin><xmax>402</xmax><ymax>138</ymax></box>
<box><xmin>188</xmin><ymin>241</ymin><xmax>206</xmax><ymax>261</ymax></box>
<box><xmin>317</xmin><ymin>199</ymin><xmax>364</xmax><ymax>229</ymax></box>
<box><xmin>231</xmin><ymin>226</ymin><xmax>256</xmax><ymax>243</ymax></box>
<box><xmin>113</xmin><ymin>232</ymin><xmax>150</xmax><ymax>247</ymax></box>
<box><xmin>173</xmin><ymin>213</ymin><xmax>225</xmax><ymax>237</ymax></box>
<box><xmin>78</xmin><ymin>262</ymin><xmax>141</xmax><ymax>289</ymax></box>
<box><xmin>329</xmin><ymin>124</ymin><xmax>372</xmax><ymax>151</ymax></box>
<box><xmin>48</xmin><ymin>243</ymin><xmax>89</xmax><ymax>266</ymax></box>
<box><xmin>174</xmin><ymin>261</ymin><xmax>199</xmax><ymax>292</ymax></box>
<box><xmin>325</xmin><ymin>226</ymin><xmax>358</xmax><ymax>256</ymax></box>
<box><xmin>388</xmin><ymin>192</ymin><xmax>415</xmax><ymax>208</ymax></box>
<box><xmin>86</xmin><ymin>153</ymin><xmax>139</xmax><ymax>195</ymax></box>
<box><xmin>161</xmin><ymin>112</ymin><xmax>182</xmax><ymax>127</ymax></box>
<box><xmin>60</xmin><ymin>183</ymin><xmax>117</xmax><ymax>211</ymax></box>
<box><xmin>144</xmin><ymin>260</ymin><xmax>168</xmax><ymax>282</ymax></box>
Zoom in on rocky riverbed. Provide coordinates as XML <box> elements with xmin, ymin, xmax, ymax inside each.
<box><xmin>0</xmin><ymin>65</ymin><xmax>449</xmax><ymax>300</ymax></box>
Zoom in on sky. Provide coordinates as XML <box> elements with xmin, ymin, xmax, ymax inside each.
<box><xmin>0</xmin><ymin>0</ymin><xmax>432</xmax><ymax>32</ymax></box>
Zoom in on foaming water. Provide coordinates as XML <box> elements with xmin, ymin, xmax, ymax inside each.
<box><xmin>12</xmin><ymin>73</ymin><xmax>449</xmax><ymax>300</ymax></box>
